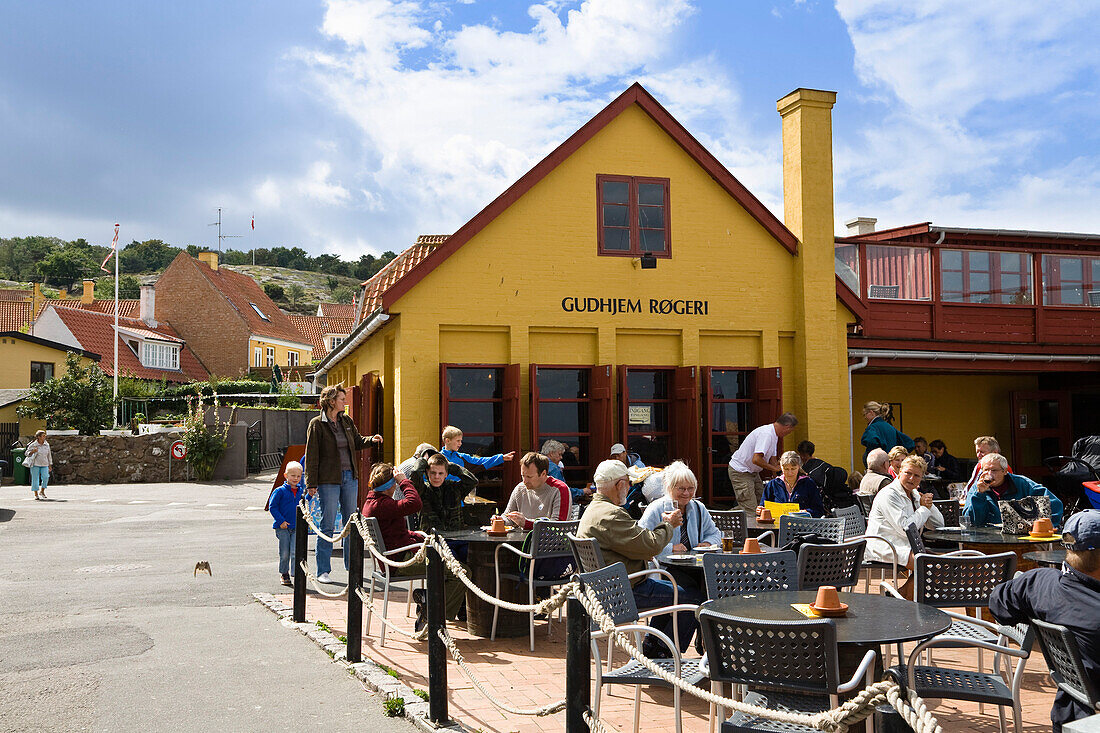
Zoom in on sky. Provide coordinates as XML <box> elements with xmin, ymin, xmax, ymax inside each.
<box><xmin>3</xmin><ymin>0</ymin><xmax>1100</xmax><ymax>260</ymax></box>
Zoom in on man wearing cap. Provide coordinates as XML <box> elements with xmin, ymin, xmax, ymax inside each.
<box><xmin>727</xmin><ymin>412</ymin><xmax>799</xmax><ymax>512</ymax></box>
<box><xmin>963</xmin><ymin>453</ymin><xmax>1063</xmax><ymax>528</ymax></box>
<box><xmin>990</xmin><ymin>509</ymin><xmax>1100</xmax><ymax>730</ymax></box>
<box><xmin>610</xmin><ymin>443</ymin><xmax>644</xmax><ymax>469</ymax></box>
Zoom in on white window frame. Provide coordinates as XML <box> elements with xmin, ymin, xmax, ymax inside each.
<box><xmin>141</xmin><ymin>341</ymin><xmax>180</xmax><ymax>370</ymax></box>
<box><xmin>266</xmin><ymin>347</ymin><xmax>275</xmax><ymax>367</ymax></box>
<box><xmin>254</xmin><ymin>347</ymin><xmax>262</xmax><ymax>367</ymax></box>
<box><xmin>288</xmin><ymin>351</ymin><xmax>299</xmax><ymax>366</ymax></box>
<box><xmin>329</xmin><ymin>335</ymin><xmax>345</xmax><ymax>350</ymax></box>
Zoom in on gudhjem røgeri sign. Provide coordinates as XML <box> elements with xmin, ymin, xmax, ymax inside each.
<box><xmin>560</xmin><ymin>296</ymin><xmax>710</xmax><ymax>316</ymax></box>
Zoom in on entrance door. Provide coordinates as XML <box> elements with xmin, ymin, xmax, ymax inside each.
<box><xmin>1011</xmin><ymin>390</ymin><xmax>1073</xmax><ymax>477</ymax></box>
<box><xmin>355</xmin><ymin>372</ymin><xmax>383</xmax><ymax>508</ymax></box>
<box><xmin>702</xmin><ymin>368</ymin><xmax>754</xmax><ymax>504</ymax></box>
<box><xmin>619</xmin><ymin>366</ymin><xmax>674</xmax><ymax>467</ymax></box>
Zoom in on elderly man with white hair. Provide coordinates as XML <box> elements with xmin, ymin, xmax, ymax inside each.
<box><xmin>963</xmin><ymin>452</ymin><xmax>1064</xmax><ymax>528</ymax></box>
<box><xmin>578</xmin><ymin>459</ymin><xmax>702</xmax><ymax>656</ymax></box>
<box><xmin>858</xmin><ymin>448</ymin><xmax>893</xmax><ymax>495</ymax></box>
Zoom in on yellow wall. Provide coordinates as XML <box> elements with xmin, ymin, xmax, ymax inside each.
<box><xmin>852</xmin><ymin>372</ymin><xmax>1038</xmax><ymax>468</ymax></box>
<box><xmin>247</xmin><ymin>338</ymin><xmax>313</xmax><ymax>369</ymax></box>
<box><xmin>331</xmin><ymin>101</ymin><xmax>855</xmax><ymax>471</ymax></box>
<box><xmin>0</xmin><ymin>337</ymin><xmax>89</xmax><ymax>388</ymax></box>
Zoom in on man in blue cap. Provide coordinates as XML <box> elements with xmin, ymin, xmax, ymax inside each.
<box><xmin>990</xmin><ymin>509</ymin><xmax>1100</xmax><ymax>731</ymax></box>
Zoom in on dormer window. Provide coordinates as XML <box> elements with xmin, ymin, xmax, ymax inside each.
<box><xmin>142</xmin><ymin>342</ymin><xmax>180</xmax><ymax>370</ymax></box>
<box><xmin>249</xmin><ymin>302</ymin><xmax>270</xmax><ymax>321</ymax></box>
<box><xmin>329</xmin><ymin>335</ymin><xmax>345</xmax><ymax>350</ymax></box>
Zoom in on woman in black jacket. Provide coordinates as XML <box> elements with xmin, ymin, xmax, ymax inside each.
<box><xmin>304</xmin><ymin>384</ymin><xmax>381</xmax><ymax>583</ymax></box>
<box><xmin>929</xmin><ymin>440</ymin><xmax>963</xmax><ymax>482</ymax></box>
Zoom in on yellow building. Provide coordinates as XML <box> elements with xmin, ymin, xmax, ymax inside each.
<box><xmin>0</xmin><ymin>330</ymin><xmax>101</xmax><ymax>436</ymax></box>
<box><xmin>315</xmin><ymin>84</ymin><xmax>857</xmax><ymax>503</ymax></box>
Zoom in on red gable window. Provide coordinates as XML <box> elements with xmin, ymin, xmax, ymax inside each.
<box><xmin>597</xmin><ymin>175</ymin><xmax>671</xmax><ymax>258</ymax></box>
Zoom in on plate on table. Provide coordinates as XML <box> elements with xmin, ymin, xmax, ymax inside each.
<box><xmin>694</xmin><ymin>545</ymin><xmax>720</xmax><ymax>552</ymax></box>
<box><xmin>666</xmin><ymin>554</ymin><xmax>696</xmax><ymax>562</ymax></box>
<box><xmin>938</xmin><ymin>526</ymin><xmax>962</xmax><ymax>531</ymax></box>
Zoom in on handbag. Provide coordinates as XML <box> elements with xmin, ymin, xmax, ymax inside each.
<box><xmin>998</xmin><ymin>495</ymin><xmax>1052</xmax><ymax>535</ymax></box>
<box><xmin>22</xmin><ymin>453</ymin><xmax>33</xmax><ymax>468</ymax></box>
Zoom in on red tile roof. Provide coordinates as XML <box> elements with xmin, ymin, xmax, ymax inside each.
<box><xmin>192</xmin><ymin>261</ymin><xmax>312</xmax><ymax>347</ymax></box>
<box><xmin>357</xmin><ymin>237</ymin><xmax>441</xmax><ymax>320</ymax></box>
<box><xmin>287</xmin><ymin>314</ymin><xmax>354</xmax><ymax>360</ymax></box>
<box><xmin>0</xmin><ymin>288</ymin><xmax>31</xmax><ymax>302</ymax></box>
<box><xmin>317</xmin><ymin>302</ymin><xmax>355</xmax><ymax>319</ymax></box>
<box><xmin>35</xmin><ymin>298</ymin><xmax>140</xmax><ymax>320</ymax></box>
<box><xmin>0</xmin><ymin>301</ymin><xmax>33</xmax><ymax>332</ymax></box>
<box><xmin>47</xmin><ymin>306</ymin><xmax>208</xmax><ymax>383</ymax></box>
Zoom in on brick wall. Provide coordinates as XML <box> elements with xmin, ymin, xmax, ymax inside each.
<box><xmin>155</xmin><ymin>253</ymin><xmax>250</xmax><ymax>377</ymax></box>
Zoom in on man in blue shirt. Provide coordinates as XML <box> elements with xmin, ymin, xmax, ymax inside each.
<box><xmin>440</xmin><ymin>425</ymin><xmax>514</xmax><ymax>470</ymax></box>
<box><xmin>989</xmin><ymin>510</ymin><xmax>1100</xmax><ymax>731</ymax></box>
<box><xmin>963</xmin><ymin>453</ymin><xmax>1063</xmax><ymax>528</ymax></box>
<box><xmin>542</xmin><ymin>438</ymin><xmax>591</xmax><ymax>504</ymax></box>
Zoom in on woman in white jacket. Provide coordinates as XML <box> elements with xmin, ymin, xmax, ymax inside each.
<box><xmin>26</xmin><ymin>430</ymin><xmax>53</xmax><ymax>500</ymax></box>
<box><xmin>865</xmin><ymin>454</ymin><xmax>944</xmax><ymax>598</ymax></box>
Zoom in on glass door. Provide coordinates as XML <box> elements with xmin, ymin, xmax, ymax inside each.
<box><xmin>703</xmin><ymin>368</ymin><xmax>754</xmax><ymax>504</ymax></box>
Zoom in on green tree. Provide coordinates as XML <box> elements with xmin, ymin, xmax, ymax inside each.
<box><xmin>119</xmin><ymin>239</ymin><xmax>181</xmax><ymax>272</ymax></box>
<box><xmin>38</xmin><ymin>247</ymin><xmax>97</xmax><ymax>288</ymax></box>
<box><xmin>263</xmin><ymin>282</ymin><xmax>285</xmax><ymax>301</ymax></box>
<box><xmin>331</xmin><ymin>285</ymin><xmax>355</xmax><ymax>304</ymax></box>
<box><xmin>17</xmin><ymin>352</ymin><xmax>114</xmax><ymax>434</ymax></box>
<box><xmin>0</xmin><ymin>236</ymin><xmax>64</xmax><ymax>281</ymax></box>
<box><xmin>95</xmin><ymin>274</ymin><xmax>142</xmax><ymax>299</ymax></box>
<box><xmin>286</xmin><ymin>284</ymin><xmax>305</xmax><ymax>306</ymax></box>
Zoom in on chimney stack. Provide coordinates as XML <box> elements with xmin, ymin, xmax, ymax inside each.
<box><xmin>845</xmin><ymin>217</ymin><xmax>877</xmax><ymax>236</ymax></box>
<box><xmin>81</xmin><ymin>279</ymin><xmax>95</xmax><ymax>304</ymax></box>
<box><xmin>58</xmin><ymin>287</ymin><xmax>68</xmax><ymax>300</ymax></box>
<box><xmin>139</xmin><ymin>285</ymin><xmax>157</xmax><ymax>327</ymax></box>
<box><xmin>197</xmin><ymin>251</ymin><xmax>219</xmax><ymax>271</ymax></box>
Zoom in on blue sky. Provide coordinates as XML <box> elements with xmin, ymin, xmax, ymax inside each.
<box><xmin>3</xmin><ymin>1</ymin><xmax>1099</xmax><ymax>259</ymax></box>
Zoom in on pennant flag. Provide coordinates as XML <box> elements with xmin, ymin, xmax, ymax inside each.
<box><xmin>251</xmin><ymin>214</ymin><xmax>255</xmax><ymax>231</ymax></box>
<box><xmin>100</xmin><ymin>224</ymin><xmax>119</xmax><ymax>272</ymax></box>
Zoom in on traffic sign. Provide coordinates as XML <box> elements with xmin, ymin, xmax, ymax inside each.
<box><xmin>171</xmin><ymin>441</ymin><xmax>187</xmax><ymax>459</ymax></box>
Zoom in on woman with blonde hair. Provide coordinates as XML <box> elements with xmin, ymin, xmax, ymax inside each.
<box><xmin>887</xmin><ymin>445</ymin><xmax>910</xmax><ymax>478</ymax></box>
<box><xmin>859</xmin><ymin>400</ymin><xmax>914</xmax><ymax>466</ymax></box>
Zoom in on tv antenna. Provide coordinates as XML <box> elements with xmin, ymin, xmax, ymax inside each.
<box><xmin>208</xmin><ymin>207</ymin><xmax>242</xmax><ymax>252</ymax></box>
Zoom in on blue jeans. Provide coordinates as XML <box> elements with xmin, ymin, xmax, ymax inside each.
<box><xmin>317</xmin><ymin>470</ymin><xmax>358</xmax><ymax>575</ymax></box>
<box><xmin>275</xmin><ymin>527</ymin><xmax>295</xmax><ymax>575</ymax></box>
<box><xmin>632</xmin><ymin>576</ymin><xmax>703</xmax><ymax>653</ymax></box>
<box><xmin>30</xmin><ymin>466</ymin><xmax>49</xmax><ymax>492</ymax></box>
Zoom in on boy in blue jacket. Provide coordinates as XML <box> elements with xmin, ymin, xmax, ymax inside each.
<box><xmin>270</xmin><ymin>461</ymin><xmax>304</xmax><ymax>586</ymax></box>
<box><xmin>440</xmin><ymin>425</ymin><xmax>514</xmax><ymax>470</ymax></box>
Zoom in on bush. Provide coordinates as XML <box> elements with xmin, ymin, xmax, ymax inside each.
<box><xmin>163</xmin><ymin>380</ymin><xmax>272</xmax><ymax>398</ymax></box>
<box><xmin>263</xmin><ymin>282</ymin><xmax>285</xmax><ymax>301</ymax></box>
<box><xmin>17</xmin><ymin>352</ymin><xmax>113</xmax><ymax>434</ymax></box>
<box><xmin>181</xmin><ymin>400</ymin><xmax>230</xmax><ymax>481</ymax></box>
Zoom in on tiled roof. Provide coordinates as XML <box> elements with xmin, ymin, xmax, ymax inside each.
<box><xmin>287</xmin><ymin>314</ymin><xmax>354</xmax><ymax>360</ymax></box>
<box><xmin>0</xmin><ymin>288</ymin><xmax>31</xmax><ymax>302</ymax></box>
<box><xmin>191</xmin><ymin>260</ymin><xmax>312</xmax><ymax>347</ymax></box>
<box><xmin>0</xmin><ymin>301</ymin><xmax>32</xmax><ymax>332</ymax></box>
<box><xmin>48</xmin><ymin>306</ymin><xmax>208</xmax><ymax>383</ymax></box>
<box><xmin>357</xmin><ymin>237</ymin><xmax>442</xmax><ymax>320</ymax></box>
<box><xmin>317</xmin><ymin>302</ymin><xmax>355</xmax><ymax>319</ymax></box>
<box><xmin>0</xmin><ymin>388</ymin><xmax>30</xmax><ymax>408</ymax></box>
<box><xmin>35</xmin><ymin>298</ymin><xmax>140</xmax><ymax>319</ymax></box>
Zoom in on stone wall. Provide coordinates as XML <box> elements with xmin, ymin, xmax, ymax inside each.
<box><xmin>50</xmin><ymin>431</ymin><xmax>187</xmax><ymax>484</ymax></box>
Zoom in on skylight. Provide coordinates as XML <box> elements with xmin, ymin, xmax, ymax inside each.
<box><xmin>249</xmin><ymin>302</ymin><xmax>270</xmax><ymax>321</ymax></box>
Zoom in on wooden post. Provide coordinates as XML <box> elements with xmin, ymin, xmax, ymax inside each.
<box><xmin>565</xmin><ymin>595</ymin><xmax>591</xmax><ymax>733</ymax></box>
<box><xmin>426</xmin><ymin>539</ymin><xmax>450</xmax><ymax>726</ymax></box>
<box><xmin>293</xmin><ymin>503</ymin><xmax>308</xmax><ymax>623</ymax></box>
<box><xmin>346</xmin><ymin>519</ymin><xmax>363</xmax><ymax>663</ymax></box>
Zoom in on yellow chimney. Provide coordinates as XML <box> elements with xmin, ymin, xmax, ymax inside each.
<box><xmin>82</xmin><ymin>279</ymin><xmax>95</xmax><ymax>304</ymax></box>
<box><xmin>31</xmin><ymin>283</ymin><xmax>44</xmax><ymax>315</ymax></box>
<box><xmin>777</xmin><ymin>88</ymin><xmax>846</xmax><ymax>463</ymax></box>
<box><xmin>58</xmin><ymin>287</ymin><xmax>68</xmax><ymax>300</ymax></box>
<box><xmin>197</xmin><ymin>251</ymin><xmax>219</xmax><ymax>271</ymax></box>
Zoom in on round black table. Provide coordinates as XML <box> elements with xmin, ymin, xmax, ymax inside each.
<box><xmin>439</xmin><ymin>528</ymin><xmax>529</xmax><ymax>638</ymax></box>
<box><xmin>924</xmin><ymin>526</ymin><xmax>1057</xmax><ymax>573</ymax></box>
<box><xmin>1023</xmin><ymin>550</ymin><xmax>1066</xmax><ymax>568</ymax></box>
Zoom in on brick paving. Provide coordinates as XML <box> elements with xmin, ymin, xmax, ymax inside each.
<box><xmin>275</xmin><ymin>585</ymin><xmax>1061</xmax><ymax>732</ymax></box>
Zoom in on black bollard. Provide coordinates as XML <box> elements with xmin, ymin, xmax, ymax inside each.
<box><xmin>293</xmin><ymin>503</ymin><xmax>308</xmax><ymax>623</ymax></box>
<box><xmin>346</xmin><ymin>518</ymin><xmax>364</xmax><ymax>663</ymax></box>
<box><xmin>873</xmin><ymin>703</ymin><xmax>913</xmax><ymax>732</ymax></box>
<box><xmin>426</xmin><ymin>537</ymin><xmax>450</xmax><ymax>726</ymax></box>
<box><xmin>565</xmin><ymin>594</ymin><xmax>591</xmax><ymax>733</ymax></box>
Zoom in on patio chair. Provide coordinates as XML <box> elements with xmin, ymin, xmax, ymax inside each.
<box><xmin>758</xmin><ymin>515</ymin><xmax>845</xmax><ymax>547</ymax></box>
<box><xmin>834</xmin><ymin>504</ymin><xmax>899</xmax><ymax>593</ymax></box>
<box><xmin>932</xmin><ymin>499</ymin><xmax>961</xmax><ymax>526</ymax></box>
<box><xmin>832</xmin><ymin>504</ymin><xmax>864</xmax><ymax>539</ymax></box>
<box><xmin>703</xmin><ymin>550</ymin><xmax>797</xmax><ymax>598</ymax></box>
<box><xmin>1031</xmin><ymin>618</ymin><xmax>1100</xmax><ymax>717</ymax></box>
<box><xmin>710</xmin><ymin>509</ymin><xmax>747</xmax><ymax>545</ymax></box>
<box><xmin>359</xmin><ymin>515</ymin><xmax>426</xmax><ymax>647</ymax></box>
<box><xmin>579</xmin><ymin>563</ymin><xmax>705</xmax><ymax>733</ymax></box>
<box><xmin>491</xmin><ymin>519</ymin><xmax>578</xmax><ymax>650</ymax></box>
<box><xmin>796</xmin><ymin>539</ymin><xmax>867</xmax><ymax>591</ymax></box>
<box><xmin>893</xmin><ymin>621</ymin><xmax>1035</xmax><ymax>733</ymax></box>
<box><xmin>904</xmin><ymin>522</ymin><xmax>954</xmax><ymax>557</ymax></box>
<box><xmin>698</xmin><ymin>609</ymin><xmax>876</xmax><ymax>733</ymax></box>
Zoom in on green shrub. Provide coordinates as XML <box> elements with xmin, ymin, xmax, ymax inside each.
<box><xmin>163</xmin><ymin>380</ymin><xmax>272</xmax><ymax>398</ymax></box>
<box><xmin>382</xmin><ymin>697</ymin><xmax>405</xmax><ymax>717</ymax></box>
<box><xmin>182</xmin><ymin>400</ymin><xmax>230</xmax><ymax>480</ymax></box>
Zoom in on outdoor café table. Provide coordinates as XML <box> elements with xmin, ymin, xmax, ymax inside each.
<box><xmin>923</xmin><ymin>526</ymin><xmax>1058</xmax><ymax>572</ymax></box>
<box><xmin>659</xmin><ymin>547</ymin><xmax>778</xmax><ymax>596</ymax></box>
<box><xmin>439</xmin><ymin>527</ymin><xmax>530</xmax><ymax>638</ymax></box>
<box><xmin>1023</xmin><ymin>549</ymin><xmax>1067</xmax><ymax>568</ymax></box>
<box><xmin>703</xmin><ymin>591</ymin><xmax>951</xmax><ymax>732</ymax></box>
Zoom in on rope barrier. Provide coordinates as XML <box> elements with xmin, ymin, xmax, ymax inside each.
<box><xmin>353</xmin><ymin>516</ymin><xmax>430</xmax><ymax>569</ymax></box>
<box><xmin>353</xmin><ymin>588</ymin><xmax>427</xmax><ymax>641</ymax></box>
<box><xmin>298</xmin><ymin>561</ymin><xmax>350</xmax><ymax>599</ymax></box>
<box><xmin>437</xmin><ymin>628</ymin><xmax>567</xmax><ymax>717</ymax></box>
<box><xmin>297</xmin><ymin>498</ymin><xmax>356</xmax><ymax>544</ymax></box>
<box><xmin>582</xmin><ymin>709</ymin><xmax>618</xmax><ymax>733</ymax></box>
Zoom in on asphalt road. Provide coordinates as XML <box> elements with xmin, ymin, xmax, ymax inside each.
<box><xmin>0</xmin><ymin>476</ymin><xmax>414</xmax><ymax>733</ymax></box>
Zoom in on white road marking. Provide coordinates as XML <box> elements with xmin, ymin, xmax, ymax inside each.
<box><xmin>92</xmin><ymin>498</ymin><xmax>111</xmax><ymax>503</ymax></box>
<box><xmin>205</xmin><ymin>503</ymin><xmax>227</xmax><ymax>507</ymax></box>
<box><xmin>244</xmin><ymin>506</ymin><xmax>263</xmax><ymax>511</ymax></box>
<box><xmin>167</xmin><ymin>502</ymin><xmax>188</xmax><ymax>506</ymax></box>
<box><xmin>128</xmin><ymin>500</ymin><xmax>151</xmax><ymax>504</ymax></box>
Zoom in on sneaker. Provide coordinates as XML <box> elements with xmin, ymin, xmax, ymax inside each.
<box><xmin>281</xmin><ymin>574</ymin><xmax>292</xmax><ymax>586</ymax></box>
<box><xmin>412</xmin><ymin>589</ymin><xmax>427</xmax><ymax>632</ymax></box>
<box><xmin>316</xmin><ymin>572</ymin><xmax>333</xmax><ymax>583</ymax></box>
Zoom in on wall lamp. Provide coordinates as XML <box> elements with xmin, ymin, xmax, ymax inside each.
<box><xmin>632</xmin><ymin>253</ymin><xmax>658</xmax><ymax>269</ymax></box>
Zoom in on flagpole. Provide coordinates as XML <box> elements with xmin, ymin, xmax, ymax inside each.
<box><xmin>113</xmin><ymin>223</ymin><xmax>120</xmax><ymax>427</ymax></box>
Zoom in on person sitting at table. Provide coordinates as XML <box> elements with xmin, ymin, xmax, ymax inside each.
<box><xmin>411</xmin><ymin>451</ymin><xmax>477</xmax><ymax>533</ymax></box>
<box><xmin>610</xmin><ymin>442</ymin><xmax>645</xmax><ymax>469</ymax></box>
<box><xmin>860</xmin><ymin>400</ymin><xmax>915</xmax><ymax>465</ymax></box>
<box><xmin>989</xmin><ymin>509</ymin><xmax>1100</xmax><ymax>732</ymax></box>
<box><xmin>913</xmin><ymin>436</ymin><xmax>935</xmax><ymax>472</ymax></box>
<box><xmin>761</xmin><ymin>450</ymin><xmax>825</xmax><ymax>517</ymax></box>
<box><xmin>865</xmin><ymin>455</ymin><xmax>944</xmax><ymax>599</ymax></box>
<box><xmin>963</xmin><ymin>453</ymin><xmax>1064</xmax><ymax>528</ymax></box>
<box><xmin>398</xmin><ymin>442</ymin><xmax>437</xmax><ymax>477</ymax></box>
<box><xmin>360</xmin><ymin>463</ymin><xmax>466</xmax><ymax>634</ymax></box>
<box><xmin>927</xmin><ymin>440</ymin><xmax>963</xmax><ymax>483</ymax></box>
<box><xmin>963</xmin><ymin>435</ymin><xmax>1011</xmax><ymax>492</ymax></box>
<box><xmin>858</xmin><ymin>448</ymin><xmax>893</xmax><ymax>495</ymax></box>
<box><xmin>542</xmin><ymin>438</ymin><xmax>591</xmax><ymax>503</ymax></box>
<box><xmin>503</xmin><ymin>452</ymin><xmax>570</xmax><ymax>529</ymax></box>
<box><xmin>440</xmin><ymin>424</ymin><xmax>515</xmax><ymax>471</ymax></box>
<box><xmin>887</xmin><ymin>446</ymin><xmax>909</xmax><ymax>478</ymax></box>
<box><xmin>579</xmin><ymin>459</ymin><xmax>702</xmax><ymax>657</ymax></box>
<box><xmin>796</xmin><ymin>440</ymin><xmax>854</xmax><ymax>512</ymax></box>
<box><xmin>638</xmin><ymin>461</ymin><xmax>721</xmax><ymax>574</ymax></box>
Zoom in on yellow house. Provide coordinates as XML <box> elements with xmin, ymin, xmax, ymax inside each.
<box><xmin>0</xmin><ymin>330</ymin><xmax>101</xmax><ymax>434</ymax></box>
<box><xmin>314</xmin><ymin>84</ymin><xmax>856</xmax><ymax>504</ymax></box>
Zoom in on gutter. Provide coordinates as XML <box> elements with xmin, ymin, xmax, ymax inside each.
<box><xmin>847</xmin><ymin>348</ymin><xmax>1100</xmax><ymax>364</ymax></box>
<box><xmin>310</xmin><ymin>310</ymin><xmax>390</xmax><ymax>390</ymax></box>
<box><xmin>930</xmin><ymin>226</ymin><xmax>1100</xmax><ymax>241</ymax></box>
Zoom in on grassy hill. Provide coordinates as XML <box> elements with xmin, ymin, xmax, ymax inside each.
<box><xmin>220</xmin><ymin>264</ymin><xmax>360</xmax><ymax>314</ymax></box>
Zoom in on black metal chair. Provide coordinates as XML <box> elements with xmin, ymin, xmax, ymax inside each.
<box><xmin>492</xmin><ymin>519</ymin><xmax>579</xmax><ymax>651</ymax></box>
<box><xmin>759</xmin><ymin>515</ymin><xmax>846</xmax><ymax>547</ymax></box>
<box><xmin>710</xmin><ymin>509</ymin><xmax>748</xmax><ymax>545</ymax></box>
<box><xmin>796</xmin><ymin>539</ymin><xmax>866</xmax><ymax>592</ymax></box>
<box><xmin>894</xmin><ymin>621</ymin><xmax>1034</xmax><ymax>733</ymax></box>
<box><xmin>698</xmin><ymin>609</ymin><xmax>876</xmax><ymax>733</ymax></box>
<box><xmin>932</xmin><ymin>499</ymin><xmax>961</xmax><ymax>526</ymax></box>
<box><xmin>578</xmin><ymin>563</ymin><xmax>704</xmax><ymax>733</ymax></box>
<box><xmin>702</xmin><ymin>551</ymin><xmax>797</xmax><ymax>598</ymax></box>
<box><xmin>833</xmin><ymin>505</ymin><xmax>899</xmax><ymax>593</ymax></box>
<box><xmin>831</xmin><ymin>505</ymin><xmax>864</xmax><ymax>539</ymax></box>
<box><xmin>360</xmin><ymin>515</ymin><xmax>426</xmax><ymax>647</ymax></box>
<box><xmin>1031</xmin><ymin>618</ymin><xmax>1100</xmax><ymax>718</ymax></box>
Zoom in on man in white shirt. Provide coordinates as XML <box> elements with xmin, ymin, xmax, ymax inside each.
<box><xmin>727</xmin><ymin>412</ymin><xmax>798</xmax><ymax>512</ymax></box>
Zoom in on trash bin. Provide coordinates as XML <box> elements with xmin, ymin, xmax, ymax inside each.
<box><xmin>11</xmin><ymin>447</ymin><xmax>28</xmax><ymax>485</ymax></box>
<box><xmin>246</xmin><ymin>421</ymin><xmax>262</xmax><ymax>473</ymax></box>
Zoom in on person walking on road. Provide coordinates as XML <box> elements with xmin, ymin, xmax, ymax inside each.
<box><xmin>27</xmin><ymin>429</ymin><xmax>52</xmax><ymax>500</ymax></box>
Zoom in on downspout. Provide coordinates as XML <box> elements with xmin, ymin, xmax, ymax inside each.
<box><xmin>848</xmin><ymin>357</ymin><xmax>869</xmax><ymax>473</ymax></box>
<box><xmin>311</xmin><ymin>311</ymin><xmax>390</xmax><ymax>391</ymax></box>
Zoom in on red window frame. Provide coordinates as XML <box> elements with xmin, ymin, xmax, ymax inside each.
<box><xmin>940</xmin><ymin>249</ymin><xmax>1033</xmax><ymax>305</ymax></box>
<box><xmin>530</xmin><ymin>365</ymin><xmax>597</xmax><ymax>487</ymax></box>
<box><xmin>596</xmin><ymin>175</ymin><xmax>671</xmax><ymax>258</ymax></box>
<box><xmin>1042</xmin><ymin>254</ymin><xmax>1100</xmax><ymax>306</ymax></box>
<box><xmin>440</xmin><ymin>363</ymin><xmax>506</xmax><ymax>484</ymax></box>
